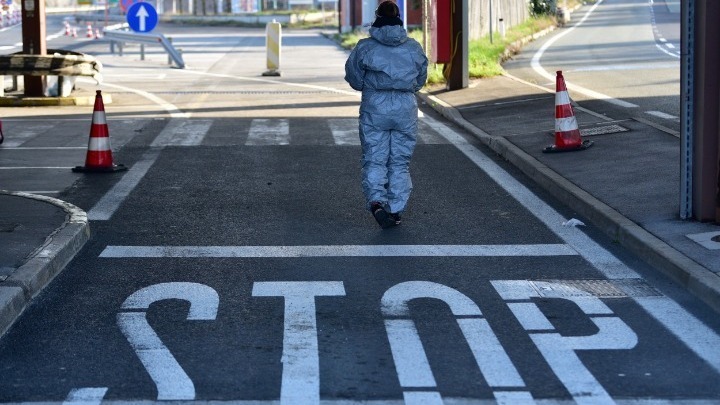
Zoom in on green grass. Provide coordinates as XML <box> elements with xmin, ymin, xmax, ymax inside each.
<box><xmin>336</xmin><ymin>15</ymin><xmax>558</xmax><ymax>86</ymax></box>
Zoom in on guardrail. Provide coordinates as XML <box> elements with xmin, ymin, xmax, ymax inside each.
<box><xmin>103</xmin><ymin>24</ymin><xmax>185</xmax><ymax>69</ymax></box>
<box><xmin>0</xmin><ymin>49</ymin><xmax>102</xmax><ymax>97</ymax></box>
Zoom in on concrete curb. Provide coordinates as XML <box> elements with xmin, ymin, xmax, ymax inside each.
<box><xmin>0</xmin><ymin>191</ymin><xmax>90</xmax><ymax>337</ymax></box>
<box><xmin>0</xmin><ymin>93</ymin><xmax>111</xmax><ymax>107</ymax></box>
<box><xmin>419</xmin><ymin>91</ymin><xmax>720</xmax><ymax>314</ymax></box>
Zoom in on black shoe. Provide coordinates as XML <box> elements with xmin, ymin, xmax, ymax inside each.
<box><xmin>390</xmin><ymin>213</ymin><xmax>401</xmax><ymax>225</ymax></box>
<box><xmin>371</xmin><ymin>202</ymin><xmax>396</xmax><ymax>229</ymax></box>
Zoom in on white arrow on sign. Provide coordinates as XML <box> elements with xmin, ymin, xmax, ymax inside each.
<box><xmin>135</xmin><ymin>4</ymin><xmax>149</xmax><ymax>32</ymax></box>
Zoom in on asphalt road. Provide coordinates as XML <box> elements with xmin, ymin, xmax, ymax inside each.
<box><xmin>1</xmin><ymin>13</ymin><xmax>719</xmax><ymax>404</ymax></box>
<box><xmin>503</xmin><ymin>0</ymin><xmax>681</xmax><ymax>133</ymax></box>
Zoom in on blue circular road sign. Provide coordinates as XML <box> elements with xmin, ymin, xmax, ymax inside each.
<box><xmin>126</xmin><ymin>2</ymin><xmax>158</xmax><ymax>33</ymax></box>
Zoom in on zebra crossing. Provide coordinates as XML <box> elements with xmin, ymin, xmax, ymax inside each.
<box><xmin>150</xmin><ymin>117</ymin><xmax>451</xmax><ymax>147</ymax></box>
<box><xmin>0</xmin><ymin>117</ymin><xmax>451</xmax><ymax>150</ymax></box>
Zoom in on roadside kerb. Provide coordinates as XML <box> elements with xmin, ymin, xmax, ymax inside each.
<box><xmin>418</xmin><ymin>90</ymin><xmax>720</xmax><ymax>314</ymax></box>
<box><xmin>0</xmin><ymin>191</ymin><xmax>90</xmax><ymax>337</ymax></box>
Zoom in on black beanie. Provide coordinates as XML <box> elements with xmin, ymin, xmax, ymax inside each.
<box><xmin>372</xmin><ymin>15</ymin><xmax>404</xmax><ymax>28</ymax></box>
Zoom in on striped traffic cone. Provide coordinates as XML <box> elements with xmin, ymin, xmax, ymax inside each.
<box><xmin>73</xmin><ymin>91</ymin><xmax>127</xmax><ymax>173</ymax></box>
<box><xmin>543</xmin><ymin>71</ymin><xmax>593</xmax><ymax>153</ymax></box>
<box><xmin>86</xmin><ymin>23</ymin><xmax>93</xmax><ymax>38</ymax></box>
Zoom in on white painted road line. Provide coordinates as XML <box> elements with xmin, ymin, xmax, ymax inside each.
<box><xmin>424</xmin><ymin>115</ymin><xmax>720</xmax><ymax>376</ymax></box>
<box><xmin>98</xmin><ymin>244</ymin><xmax>579</xmax><ymax>258</ymax></box>
<box><xmin>247</xmin><ymin>119</ymin><xmax>290</xmax><ymax>145</ymax></box>
<box><xmin>646</xmin><ymin>110</ymin><xmax>679</xmax><ymax>120</ymax></box>
<box><xmin>530</xmin><ymin>0</ymin><xmax>640</xmax><ymax>109</ymax></box>
<box><xmin>328</xmin><ymin>118</ymin><xmax>360</xmax><ymax>145</ymax></box>
<box><xmin>253</xmin><ymin>282</ymin><xmax>346</xmax><ymax>405</ymax></box>
<box><xmin>87</xmin><ymin>149</ymin><xmax>161</xmax><ymax>221</ymax></box>
<box><xmin>151</xmin><ymin>119</ymin><xmax>213</xmax><ymax>147</ymax></box>
<box><xmin>118</xmin><ymin>283</ymin><xmax>219</xmax><ymax>400</ymax></box>
<box><xmin>62</xmin><ymin>388</ymin><xmax>108</xmax><ymax>405</ymax></box>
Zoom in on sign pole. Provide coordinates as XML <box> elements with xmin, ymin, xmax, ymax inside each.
<box><xmin>21</xmin><ymin>0</ymin><xmax>47</xmax><ymax>96</ymax></box>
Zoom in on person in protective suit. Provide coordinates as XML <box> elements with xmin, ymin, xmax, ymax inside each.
<box><xmin>344</xmin><ymin>0</ymin><xmax>428</xmax><ymax>229</ymax></box>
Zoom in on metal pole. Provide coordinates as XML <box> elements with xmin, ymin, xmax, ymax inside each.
<box><xmin>21</xmin><ymin>0</ymin><xmax>47</xmax><ymax>96</ymax></box>
<box><xmin>489</xmin><ymin>0</ymin><xmax>493</xmax><ymax>44</ymax></box>
<box><xmin>680</xmin><ymin>0</ymin><xmax>694</xmax><ymax>219</ymax></box>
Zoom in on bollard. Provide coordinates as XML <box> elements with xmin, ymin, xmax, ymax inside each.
<box><xmin>262</xmin><ymin>19</ymin><xmax>281</xmax><ymax>76</ymax></box>
<box><xmin>167</xmin><ymin>37</ymin><xmax>173</xmax><ymax>65</ymax></box>
<box><xmin>499</xmin><ymin>18</ymin><xmax>505</xmax><ymax>38</ymax></box>
<box><xmin>140</xmin><ymin>44</ymin><xmax>145</xmax><ymax>61</ymax></box>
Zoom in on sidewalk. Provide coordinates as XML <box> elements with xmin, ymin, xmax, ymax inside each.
<box><xmin>0</xmin><ymin>191</ymin><xmax>89</xmax><ymax>336</ymax></box>
<box><xmin>419</xmin><ymin>73</ymin><xmax>720</xmax><ymax>312</ymax></box>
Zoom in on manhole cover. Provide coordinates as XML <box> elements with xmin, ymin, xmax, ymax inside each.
<box><xmin>531</xmin><ymin>279</ymin><xmax>662</xmax><ymax>298</ymax></box>
<box><xmin>579</xmin><ymin>124</ymin><xmax>630</xmax><ymax>137</ymax></box>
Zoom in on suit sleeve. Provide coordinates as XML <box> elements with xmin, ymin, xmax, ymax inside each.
<box><xmin>414</xmin><ymin>46</ymin><xmax>429</xmax><ymax>92</ymax></box>
<box><xmin>344</xmin><ymin>44</ymin><xmax>365</xmax><ymax>91</ymax></box>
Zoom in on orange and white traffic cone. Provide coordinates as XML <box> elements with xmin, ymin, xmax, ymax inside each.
<box><xmin>543</xmin><ymin>70</ymin><xmax>593</xmax><ymax>153</ymax></box>
<box><xmin>94</xmin><ymin>28</ymin><xmax>102</xmax><ymax>39</ymax></box>
<box><xmin>72</xmin><ymin>27</ymin><xmax>78</xmax><ymax>38</ymax></box>
<box><xmin>73</xmin><ymin>91</ymin><xmax>127</xmax><ymax>173</ymax></box>
<box><xmin>64</xmin><ymin>22</ymin><xmax>71</xmax><ymax>36</ymax></box>
<box><xmin>86</xmin><ymin>23</ymin><xmax>93</xmax><ymax>38</ymax></box>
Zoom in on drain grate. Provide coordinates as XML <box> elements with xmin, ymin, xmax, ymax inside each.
<box><xmin>531</xmin><ymin>279</ymin><xmax>662</xmax><ymax>298</ymax></box>
<box><xmin>579</xmin><ymin>124</ymin><xmax>630</xmax><ymax>137</ymax></box>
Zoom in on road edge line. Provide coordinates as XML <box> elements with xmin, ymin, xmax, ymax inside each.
<box><xmin>418</xmin><ymin>91</ymin><xmax>720</xmax><ymax>314</ymax></box>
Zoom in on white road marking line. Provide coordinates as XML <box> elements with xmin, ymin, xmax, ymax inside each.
<box><xmin>425</xmin><ymin>114</ymin><xmax>720</xmax><ymax>376</ymax></box>
<box><xmin>150</xmin><ymin>119</ymin><xmax>213</xmax><ymax>146</ymax></box>
<box><xmin>1</xmin><ymin>147</ymin><xmax>86</xmax><ymax>150</ymax></box>
<box><xmin>494</xmin><ymin>280</ymin><xmax>637</xmax><ymax>404</ymax></box>
<box><xmin>175</xmin><ymin>69</ymin><xmax>360</xmax><ymax>97</ymax></box>
<box><xmin>382</xmin><ymin>282</ymin><xmax>531</xmax><ymax>403</ymax></box>
<box><xmin>567</xmin><ymin>62</ymin><xmax>678</xmax><ymax>73</ymax></box>
<box><xmin>252</xmin><ymin>282</ymin><xmax>346</xmax><ymax>405</ymax></box>
<box><xmin>77</xmin><ymin>79</ymin><xmax>189</xmax><ymax>119</ymax></box>
<box><xmin>328</xmin><ymin>118</ymin><xmax>360</xmax><ymax>145</ymax></box>
<box><xmin>118</xmin><ymin>283</ymin><xmax>219</xmax><ymax>400</ymax></box>
<box><xmin>76</xmin><ymin>79</ymin><xmax>190</xmax><ymax>221</ymax></box>
<box><xmin>15</xmin><ymin>399</ymin><xmax>720</xmax><ymax>404</ymax></box>
<box><xmin>646</xmin><ymin>110</ymin><xmax>679</xmax><ymax>120</ymax></box>
<box><xmin>530</xmin><ymin>0</ymin><xmax>640</xmax><ymax>108</ymax></box>
<box><xmin>62</xmin><ymin>387</ymin><xmax>108</xmax><ymax>405</ymax></box>
<box><xmin>98</xmin><ymin>244</ymin><xmax>579</xmax><ymax>258</ymax></box>
<box><xmin>0</xmin><ymin>124</ymin><xmax>55</xmax><ymax>147</ymax></box>
<box><xmin>0</xmin><ymin>167</ymin><xmax>74</xmax><ymax>169</ymax></box>
<box><xmin>247</xmin><ymin>119</ymin><xmax>290</xmax><ymax>145</ymax></box>
<box><xmin>87</xmin><ymin>149</ymin><xmax>160</xmax><ymax>221</ymax></box>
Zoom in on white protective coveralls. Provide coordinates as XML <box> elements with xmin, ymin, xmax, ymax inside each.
<box><xmin>344</xmin><ymin>24</ymin><xmax>428</xmax><ymax>214</ymax></box>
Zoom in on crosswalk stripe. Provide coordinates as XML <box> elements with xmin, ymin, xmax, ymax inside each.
<box><xmin>328</xmin><ymin>118</ymin><xmax>360</xmax><ymax>145</ymax></box>
<box><xmin>151</xmin><ymin>120</ymin><xmax>213</xmax><ymax>147</ymax></box>
<box><xmin>247</xmin><ymin>119</ymin><xmax>290</xmax><ymax>145</ymax></box>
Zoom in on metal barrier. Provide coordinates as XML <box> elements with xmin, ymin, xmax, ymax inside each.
<box><xmin>0</xmin><ymin>49</ymin><xmax>102</xmax><ymax>96</ymax></box>
<box><xmin>103</xmin><ymin>25</ymin><xmax>185</xmax><ymax>69</ymax></box>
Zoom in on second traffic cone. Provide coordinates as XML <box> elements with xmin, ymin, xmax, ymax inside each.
<box><xmin>86</xmin><ymin>23</ymin><xmax>93</xmax><ymax>38</ymax></box>
<box><xmin>73</xmin><ymin>91</ymin><xmax>127</xmax><ymax>173</ymax></box>
<box><xmin>543</xmin><ymin>70</ymin><xmax>593</xmax><ymax>153</ymax></box>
